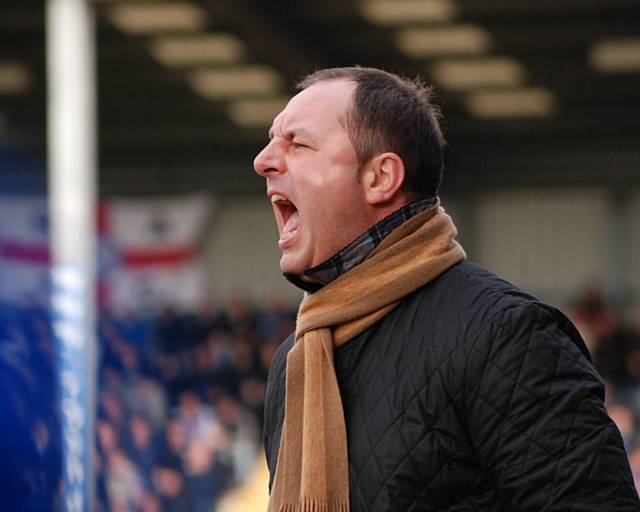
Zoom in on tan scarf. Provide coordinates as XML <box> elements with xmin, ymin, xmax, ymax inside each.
<box><xmin>268</xmin><ymin>203</ymin><xmax>466</xmax><ymax>512</ymax></box>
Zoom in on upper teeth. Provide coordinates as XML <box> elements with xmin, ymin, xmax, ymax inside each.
<box><xmin>271</xmin><ymin>194</ymin><xmax>292</xmax><ymax>205</ymax></box>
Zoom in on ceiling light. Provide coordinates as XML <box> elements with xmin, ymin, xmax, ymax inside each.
<box><xmin>466</xmin><ymin>87</ymin><xmax>557</xmax><ymax>118</ymax></box>
<box><xmin>360</xmin><ymin>0</ymin><xmax>458</xmax><ymax>25</ymax></box>
<box><xmin>432</xmin><ymin>57</ymin><xmax>526</xmax><ymax>90</ymax></box>
<box><xmin>227</xmin><ymin>97</ymin><xmax>289</xmax><ymax>127</ymax></box>
<box><xmin>396</xmin><ymin>24</ymin><xmax>492</xmax><ymax>58</ymax></box>
<box><xmin>150</xmin><ymin>34</ymin><xmax>246</xmax><ymax>67</ymax></box>
<box><xmin>107</xmin><ymin>2</ymin><xmax>207</xmax><ymax>35</ymax></box>
<box><xmin>0</xmin><ymin>62</ymin><xmax>31</xmax><ymax>94</ymax></box>
<box><xmin>590</xmin><ymin>37</ymin><xmax>640</xmax><ymax>73</ymax></box>
<box><xmin>189</xmin><ymin>66</ymin><xmax>282</xmax><ymax>100</ymax></box>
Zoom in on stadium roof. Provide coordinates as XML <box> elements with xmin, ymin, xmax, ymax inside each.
<box><xmin>1</xmin><ymin>0</ymin><xmax>639</xmax><ymax>194</ymax></box>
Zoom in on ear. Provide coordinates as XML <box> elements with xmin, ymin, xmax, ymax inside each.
<box><xmin>361</xmin><ymin>152</ymin><xmax>406</xmax><ymax>206</ymax></box>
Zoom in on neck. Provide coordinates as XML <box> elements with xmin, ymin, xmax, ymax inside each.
<box><xmin>283</xmin><ymin>195</ymin><xmax>439</xmax><ymax>291</ymax></box>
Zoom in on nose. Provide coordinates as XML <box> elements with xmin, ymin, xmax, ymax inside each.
<box><xmin>253</xmin><ymin>140</ymin><xmax>285</xmax><ymax>177</ymax></box>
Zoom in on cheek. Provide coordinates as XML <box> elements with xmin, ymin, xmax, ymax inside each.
<box><xmin>294</xmin><ymin>172</ymin><xmax>333</xmax><ymax>211</ymax></box>
<box><xmin>313</xmin><ymin>188</ymin><xmax>360</xmax><ymax>239</ymax></box>
<box><xmin>292</xmin><ymin>157</ymin><xmax>362</xmax><ymax>230</ymax></box>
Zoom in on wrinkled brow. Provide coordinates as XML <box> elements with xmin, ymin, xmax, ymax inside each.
<box><xmin>268</xmin><ymin>126</ymin><xmax>317</xmax><ymax>144</ymax></box>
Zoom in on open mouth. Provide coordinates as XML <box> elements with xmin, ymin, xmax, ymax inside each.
<box><xmin>270</xmin><ymin>193</ymin><xmax>299</xmax><ymax>243</ymax></box>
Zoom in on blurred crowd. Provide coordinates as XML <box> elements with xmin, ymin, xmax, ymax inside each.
<box><xmin>0</xmin><ymin>301</ymin><xmax>61</xmax><ymax>509</ymax></box>
<box><xmin>95</xmin><ymin>297</ymin><xmax>295</xmax><ymax>512</ymax></box>
<box><xmin>2</xmin><ymin>285</ymin><xmax>640</xmax><ymax>510</ymax></box>
<box><xmin>0</xmin><ymin>295</ymin><xmax>295</xmax><ymax>511</ymax></box>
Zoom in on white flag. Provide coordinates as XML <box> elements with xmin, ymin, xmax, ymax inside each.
<box><xmin>102</xmin><ymin>194</ymin><xmax>213</xmax><ymax>313</ymax></box>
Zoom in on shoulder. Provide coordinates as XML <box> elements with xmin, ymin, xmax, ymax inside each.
<box><xmin>398</xmin><ymin>260</ymin><xmax>535</xmax><ymax>340</ymax></box>
<box><xmin>419</xmin><ymin>260</ymin><xmax>540</xmax><ymax>316</ymax></box>
<box><xmin>456</xmin><ymin>261</ymin><xmax>589</xmax><ymax>357</ymax></box>
<box><xmin>401</xmin><ymin>260</ymin><xmax>591</xmax><ymax>361</ymax></box>
<box><xmin>431</xmin><ymin>263</ymin><xmax>597</xmax><ymax>391</ymax></box>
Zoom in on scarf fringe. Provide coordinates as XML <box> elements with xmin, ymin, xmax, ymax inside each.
<box><xmin>278</xmin><ymin>498</ymin><xmax>349</xmax><ymax>512</ymax></box>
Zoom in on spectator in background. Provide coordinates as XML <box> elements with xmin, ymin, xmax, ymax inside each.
<box><xmin>99</xmin><ymin>389</ymin><xmax>129</xmax><ymax>444</ymax></box>
<box><xmin>183</xmin><ymin>438</ymin><xmax>229</xmax><ymax>512</ymax></box>
<box><xmin>226</xmin><ymin>297</ymin><xmax>257</xmax><ymax>338</ymax></box>
<box><xmin>105</xmin><ymin>448</ymin><xmax>146</xmax><ymax>511</ymax></box>
<box><xmin>130</xmin><ymin>375</ymin><xmax>168</xmax><ymax>430</ymax></box>
<box><xmin>154</xmin><ymin>419</ymin><xmax>190</xmax><ymax>511</ymax></box>
<box><xmin>174</xmin><ymin>391</ymin><xmax>224</xmax><ymax>448</ymax></box>
<box><xmin>127</xmin><ymin>415</ymin><xmax>159</xmax><ymax>484</ymax></box>
<box><xmin>211</xmin><ymin>390</ymin><xmax>261</xmax><ymax>485</ymax></box>
<box><xmin>173</xmin><ymin>390</ymin><xmax>232</xmax><ymax>510</ymax></box>
<box><xmin>257</xmin><ymin>294</ymin><xmax>296</xmax><ymax>344</ymax></box>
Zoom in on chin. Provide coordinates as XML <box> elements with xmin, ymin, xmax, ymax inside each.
<box><xmin>279</xmin><ymin>254</ymin><xmax>307</xmax><ymax>276</ymax></box>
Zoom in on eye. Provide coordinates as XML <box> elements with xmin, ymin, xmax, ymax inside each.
<box><xmin>292</xmin><ymin>141</ymin><xmax>308</xmax><ymax>149</ymax></box>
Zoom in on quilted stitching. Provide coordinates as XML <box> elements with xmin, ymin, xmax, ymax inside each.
<box><xmin>264</xmin><ymin>261</ymin><xmax>640</xmax><ymax>511</ymax></box>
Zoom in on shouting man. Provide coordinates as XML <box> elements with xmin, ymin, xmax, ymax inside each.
<box><xmin>253</xmin><ymin>67</ymin><xmax>639</xmax><ymax>512</ymax></box>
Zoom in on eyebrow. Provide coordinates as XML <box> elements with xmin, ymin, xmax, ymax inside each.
<box><xmin>269</xmin><ymin>126</ymin><xmax>317</xmax><ymax>144</ymax></box>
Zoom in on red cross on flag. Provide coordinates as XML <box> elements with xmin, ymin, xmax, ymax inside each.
<box><xmin>0</xmin><ymin>194</ymin><xmax>213</xmax><ymax>311</ymax></box>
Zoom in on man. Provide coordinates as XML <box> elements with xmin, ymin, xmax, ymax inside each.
<box><xmin>253</xmin><ymin>67</ymin><xmax>639</xmax><ymax>512</ymax></box>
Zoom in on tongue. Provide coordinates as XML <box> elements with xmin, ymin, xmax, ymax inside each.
<box><xmin>282</xmin><ymin>209</ymin><xmax>299</xmax><ymax>235</ymax></box>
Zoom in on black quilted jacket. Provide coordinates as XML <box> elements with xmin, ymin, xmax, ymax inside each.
<box><xmin>264</xmin><ymin>261</ymin><xmax>640</xmax><ymax>511</ymax></box>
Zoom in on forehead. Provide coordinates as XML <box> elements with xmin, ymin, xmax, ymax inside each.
<box><xmin>270</xmin><ymin>79</ymin><xmax>355</xmax><ymax>138</ymax></box>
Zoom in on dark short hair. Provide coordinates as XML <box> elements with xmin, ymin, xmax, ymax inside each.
<box><xmin>297</xmin><ymin>67</ymin><xmax>446</xmax><ymax>198</ymax></box>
